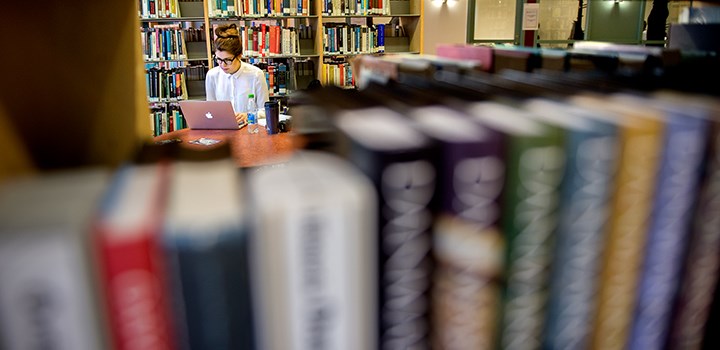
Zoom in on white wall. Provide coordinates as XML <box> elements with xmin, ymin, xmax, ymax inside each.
<box><xmin>422</xmin><ymin>0</ymin><xmax>468</xmax><ymax>54</ymax></box>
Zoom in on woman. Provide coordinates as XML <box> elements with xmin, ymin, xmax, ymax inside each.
<box><xmin>205</xmin><ymin>24</ymin><xmax>269</xmax><ymax>124</ymax></box>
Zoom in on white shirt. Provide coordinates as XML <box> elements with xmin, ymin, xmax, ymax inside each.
<box><xmin>205</xmin><ymin>62</ymin><xmax>270</xmax><ymax>113</ymax></box>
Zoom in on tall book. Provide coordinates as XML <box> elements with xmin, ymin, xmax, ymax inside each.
<box><xmin>0</xmin><ymin>169</ymin><xmax>110</xmax><ymax>350</ymax></box>
<box><xmin>93</xmin><ymin>164</ymin><xmax>176</xmax><ymax>350</ymax></box>
<box><xmin>161</xmin><ymin>159</ymin><xmax>254</xmax><ymax>350</ymax></box>
<box><xmin>333</xmin><ymin>107</ymin><xmax>438</xmax><ymax>349</ymax></box>
<box><xmin>407</xmin><ymin>105</ymin><xmax>506</xmax><ymax>350</ymax></box>
<box><xmin>522</xmin><ymin>98</ymin><xmax>620</xmax><ymax>350</ymax></box>
<box><xmin>571</xmin><ymin>94</ymin><xmax>665</xmax><ymax>350</ymax></box>
<box><xmin>615</xmin><ymin>94</ymin><xmax>710</xmax><ymax>350</ymax></box>
<box><xmin>661</xmin><ymin>93</ymin><xmax>720</xmax><ymax>350</ymax></box>
<box><xmin>248</xmin><ymin>151</ymin><xmax>377</xmax><ymax>350</ymax></box>
<box><xmin>466</xmin><ymin>102</ymin><xmax>565</xmax><ymax>350</ymax></box>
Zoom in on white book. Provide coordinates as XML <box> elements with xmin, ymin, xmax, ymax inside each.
<box><xmin>0</xmin><ymin>169</ymin><xmax>110</xmax><ymax>350</ymax></box>
<box><xmin>248</xmin><ymin>151</ymin><xmax>377</xmax><ymax>350</ymax></box>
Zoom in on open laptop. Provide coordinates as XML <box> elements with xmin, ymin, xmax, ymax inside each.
<box><xmin>179</xmin><ymin>100</ymin><xmax>246</xmax><ymax>130</ymax></box>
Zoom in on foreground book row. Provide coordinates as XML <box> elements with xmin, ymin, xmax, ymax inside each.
<box><xmin>2</xmin><ymin>88</ymin><xmax>720</xmax><ymax>350</ymax></box>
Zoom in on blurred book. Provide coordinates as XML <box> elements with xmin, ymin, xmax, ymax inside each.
<box><xmin>466</xmin><ymin>101</ymin><xmax>565</xmax><ymax>350</ymax></box>
<box><xmin>408</xmin><ymin>105</ymin><xmax>506</xmax><ymax>350</ymax></box>
<box><xmin>93</xmin><ymin>164</ymin><xmax>177</xmax><ymax>350</ymax></box>
<box><xmin>0</xmin><ymin>169</ymin><xmax>111</xmax><ymax>350</ymax></box>
<box><xmin>571</xmin><ymin>94</ymin><xmax>664</xmax><ymax>350</ymax></box>
<box><xmin>248</xmin><ymin>151</ymin><xmax>377</xmax><ymax>350</ymax></box>
<box><xmin>334</xmin><ymin>107</ymin><xmax>437</xmax><ymax>349</ymax></box>
<box><xmin>162</xmin><ymin>158</ymin><xmax>254</xmax><ymax>350</ymax></box>
<box><xmin>522</xmin><ymin>98</ymin><xmax>619</xmax><ymax>350</ymax></box>
<box><xmin>612</xmin><ymin>94</ymin><xmax>709</xmax><ymax>350</ymax></box>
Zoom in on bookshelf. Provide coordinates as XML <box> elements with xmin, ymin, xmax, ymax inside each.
<box><xmin>137</xmin><ymin>0</ymin><xmax>424</xmax><ymax>118</ymax></box>
<box><xmin>319</xmin><ymin>0</ymin><xmax>422</xmax><ymax>88</ymax></box>
<box><xmin>139</xmin><ymin>1</ymin><xmax>209</xmax><ymax>136</ymax></box>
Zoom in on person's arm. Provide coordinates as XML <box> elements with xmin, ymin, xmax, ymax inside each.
<box><xmin>205</xmin><ymin>70</ymin><xmax>216</xmax><ymax>101</ymax></box>
<box><xmin>256</xmin><ymin>70</ymin><xmax>270</xmax><ymax>104</ymax></box>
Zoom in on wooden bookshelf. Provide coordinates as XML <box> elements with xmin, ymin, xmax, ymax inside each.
<box><xmin>0</xmin><ymin>0</ymin><xmax>149</xmax><ymax>179</ymax></box>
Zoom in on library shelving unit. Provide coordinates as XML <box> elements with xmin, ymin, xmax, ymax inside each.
<box><xmin>136</xmin><ymin>0</ymin><xmax>424</xmax><ymax>125</ymax></box>
<box><xmin>139</xmin><ymin>1</ymin><xmax>210</xmax><ymax>136</ymax></box>
<box><xmin>206</xmin><ymin>0</ymin><xmax>320</xmax><ymax>99</ymax></box>
<box><xmin>320</xmin><ymin>0</ymin><xmax>422</xmax><ymax>88</ymax></box>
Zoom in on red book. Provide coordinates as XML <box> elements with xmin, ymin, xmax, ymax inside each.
<box><xmin>93</xmin><ymin>164</ymin><xmax>176</xmax><ymax>350</ymax></box>
<box><xmin>269</xmin><ymin>25</ymin><xmax>276</xmax><ymax>55</ymax></box>
<box><xmin>253</xmin><ymin>30</ymin><xmax>258</xmax><ymax>55</ymax></box>
<box><xmin>261</xmin><ymin>24</ymin><xmax>267</xmax><ymax>56</ymax></box>
<box><xmin>275</xmin><ymin>26</ymin><xmax>281</xmax><ymax>54</ymax></box>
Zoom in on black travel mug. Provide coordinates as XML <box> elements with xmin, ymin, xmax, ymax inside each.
<box><xmin>265</xmin><ymin>100</ymin><xmax>280</xmax><ymax>135</ymax></box>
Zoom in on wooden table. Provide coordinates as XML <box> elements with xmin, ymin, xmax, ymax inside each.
<box><xmin>154</xmin><ymin>128</ymin><xmax>298</xmax><ymax>168</ymax></box>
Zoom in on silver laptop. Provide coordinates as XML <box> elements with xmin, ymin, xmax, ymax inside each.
<box><xmin>179</xmin><ymin>100</ymin><xmax>246</xmax><ymax>130</ymax></box>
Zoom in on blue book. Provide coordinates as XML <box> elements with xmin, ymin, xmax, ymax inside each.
<box><xmin>624</xmin><ymin>94</ymin><xmax>710</xmax><ymax>350</ymax></box>
<box><xmin>377</xmin><ymin>24</ymin><xmax>385</xmax><ymax>52</ymax></box>
<box><xmin>162</xmin><ymin>159</ymin><xmax>254</xmax><ymax>350</ymax></box>
<box><xmin>523</xmin><ymin>99</ymin><xmax>620</xmax><ymax>350</ymax></box>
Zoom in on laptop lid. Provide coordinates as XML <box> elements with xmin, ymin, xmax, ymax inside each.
<box><xmin>179</xmin><ymin>101</ymin><xmax>246</xmax><ymax>130</ymax></box>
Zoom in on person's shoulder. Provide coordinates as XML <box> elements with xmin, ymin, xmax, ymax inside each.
<box><xmin>243</xmin><ymin>63</ymin><xmax>264</xmax><ymax>74</ymax></box>
<box><xmin>206</xmin><ymin>66</ymin><xmax>223</xmax><ymax>78</ymax></box>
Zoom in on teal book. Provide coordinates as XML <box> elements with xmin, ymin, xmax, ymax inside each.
<box><xmin>523</xmin><ymin>99</ymin><xmax>619</xmax><ymax>350</ymax></box>
<box><xmin>466</xmin><ymin>101</ymin><xmax>566</xmax><ymax>350</ymax></box>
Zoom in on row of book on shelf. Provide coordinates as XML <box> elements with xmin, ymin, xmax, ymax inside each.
<box><xmin>323</xmin><ymin>23</ymin><xmax>386</xmax><ymax>54</ymax></box>
<box><xmin>242</xmin><ymin>0</ymin><xmax>310</xmax><ymax>17</ymax></box>
<box><xmin>229</xmin><ymin>23</ymin><xmax>305</xmax><ymax>57</ymax></box>
<box><xmin>247</xmin><ymin>59</ymin><xmax>291</xmax><ymax>95</ymax></box>
<box><xmin>139</xmin><ymin>0</ymin><xmax>406</xmax><ymax>19</ymax></box>
<box><xmin>139</xmin><ymin>0</ymin><xmax>184</xmax><ymax>19</ymax></box>
<box><xmin>322</xmin><ymin>0</ymin><xmax>391</xmax><ymax>16</ymax></box>
<box><xmin>3</xmin><ymin>51</ymin><xmax>720</xmax><ymax>349</ymax></box>
<box><xmin>145</xmin><ymin>64</ymin><xmax>189</xmax><ymax>101</ymax></box>
<box><xmin>141</xmin><ymin>25</ymin><xmax>189</xmax><ymax>61</ymax></box>
<box><xmin>150</xmin><ymin>103</ymin><xmax>187</xmax><ymax>136</ymax></box>
<box><xmin>323</xmin><ymin>57</ymin><xmax>354</xmax><ymax>88</ymax></box>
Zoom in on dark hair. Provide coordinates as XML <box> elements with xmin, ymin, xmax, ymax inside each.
<box><xmin>214</xmin><ymin>24</ymin><xmax>242</xmax><ymax>56</ymax></box>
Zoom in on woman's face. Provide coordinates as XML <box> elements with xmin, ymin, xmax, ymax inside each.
<box><xmin>215</xmin><ymin>50</ymin><xmax>241</xmax><ymax>74</ymax></box>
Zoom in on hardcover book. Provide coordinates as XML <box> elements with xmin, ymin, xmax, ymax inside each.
<box><xmin>466</xmin><ymin>101</ymin><xmax>565</xmax><ymax>350</ymax></box>
<box><xmin>523</xmin><ymin>98</ymin><xmax>619</xmax><ymax>350</ymax></box>
<box><xmin>248</xmin><ymin>151</ymin><xmax>377</xmax><ymax>350</ymax></box>
<box><xmin>571</xmin><ymin>94</ymin><xmax>664</xmax><ymax>350</ymax></box>
<box><xmin>162</xmin><ymin>159</ymin><xmax>254</xmax><ymax>350</ymax></box>
<box><xmin>0</xmin><ymin>169</ymin><xmax>111</xmax><ymax>350</ymax></box>
<box><xmin>93</xmin><ymin>164</ymin><xmax>176</xmax><ymax>350</ymax></box>
<box><xmin>408</xmin><ymin>105</ymin><xmax>506</xmax><ymax>350</ymax></box>
<box><xmin>334</xmin><ymin>107</ymin><xmax>437</xmax><ymax>349</ymax></box>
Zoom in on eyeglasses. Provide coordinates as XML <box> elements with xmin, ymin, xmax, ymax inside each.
<box><xmin>214</xmin><ymin>55</ymin><xmax>237</xmax><ymax>66</ymax></box>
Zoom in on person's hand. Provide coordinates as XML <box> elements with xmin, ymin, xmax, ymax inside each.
<box><xmin>235</xmin><ymin>112</ymin><xmax>247</xmax><ymax>124</ymax></box>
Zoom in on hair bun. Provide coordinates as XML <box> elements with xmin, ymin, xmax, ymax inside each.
<box><xmin>214</xmin><ymin>23</ymin><xmax>240</xmax><ymax>38</ymax></box>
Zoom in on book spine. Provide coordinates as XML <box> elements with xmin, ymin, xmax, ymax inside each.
<box><xmin>667</xmin><ymin>120</ymin><xmax>720</xmax><ymax>350</ymax></box>
<box><xmin>590</xmin><ymin>117</ymin><xmax>664</xmax><ymax>350</ymax></box>
<box><xmin>377</xmin><ymin>24</ymin><xmax>384</xmax><ymax>53</ymax></box>
<box><xmin>376</xmin><ymin>155</ymin><xmax>436</xmax><ymax>349</ymax></box>
<box><xmin>543</xmin><ymin>127</ymin><xmax>619</xmax><ymax>350</ymax></box>
<box><xmin>96</xmin><ymin>232</ymin><xmax>175</xmax><ymax>350</ymax></box>
<box><xmin>497</xmin><ymin>129</ymin><xmax>565</xmax><ymax>350</ymax></box>
<box><xmin>164</xmin><ymin>231</ymin><xmax>254</xmax><ymax>350</ymax></box>
<box><xmin>94</xmin><ymin>166</ymin><xmax>175</xmax><ymax>350</ymax></box>
<box><xmin>629</xmin><ymin>112</ymin><xmax>708</xmax><ymax>350</ymax></box>
<box><xmin>0</xmin><ymin>235</ymin><xmax>105</xmax><ymax>350</ymax></box>
<box><xmin>334</xmin><ymin>113</ymin><xmax>437</xmax><ymax>349</ymax></box>
<box><xmin>429</xmin><ymin>131</ymin><xmax>506</xmax><ymax>350</ymax></box>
